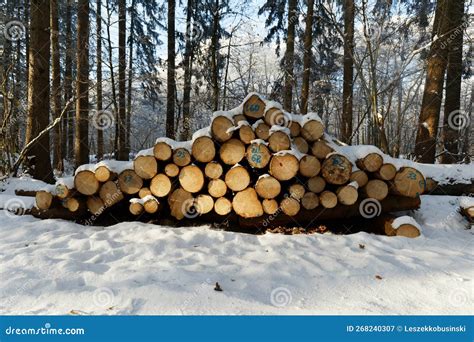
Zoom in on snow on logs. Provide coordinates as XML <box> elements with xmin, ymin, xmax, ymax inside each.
<box><xmin>32</xmin><ymin>93</ymin><xmax>425</xmax><ymax>235</ymax></box>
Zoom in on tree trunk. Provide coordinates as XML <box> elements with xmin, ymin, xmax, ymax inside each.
<box><xmin>106</xmin><ymin>0</ymin><xmax>119</xmax><ymax>154</ymax></box>
<box><xmin>25</xmin><ymin>0</ymin><xmax>54</xmax><ymax>183</ymax></box>
<box><xmin>414</xmin><ymin>0</ymin><xmax>451</xmax><ymax>163</ymax></box>
<box><xmin>64</xmin><ymin>0</ymin><xmax>74</xmax><ymax>161</ymax></box>
<box><xmin>75</xmin><ymin>0</ymin><xmax>90</xmax><ymax>167</ymax></box>
<box><xmin>300</xmin><ymin>0</ymin><xmax>314</xmax><ymax>114</ymax></box>
<box><xmin>96</xmin><ymin>0</ymin><xmax>104</xmax><ymax>160</ymax></box>
<box><xmin>283</xmin><ymin>0</ymin><xmax>297</xmax><ymax>112</ymax></box>
<box><xmin>116</xmin><ymin>0</ymin><xmax>128</xmax><ymax>160</ymax></box>
<box><xmin>440</xmin><ymin>0</ymin><xmax>465</xmax><ymax>164</ymax></box>
<box><xmin>341</xmin><ymin>0</ymin><xmax>354</xmax><ymax>143</ymax></box>
<box><xmin>210</xmin><ymin>0</ymin><xmax>220</xmax><ymax>111</ymax></box>
<box><xmin>126</xmin><ymin>0</ymin><xmax>136</xmax><ymax>153</ymax></box>
<box><xmin>51</xmin><ymin>0</ymin><xmax>62</xmax><ymax>171</ymax></box>
<box><xmin>181</xmin><ymin>0</ymin><xmax>194</xmax><ymax>140</ymax></box>
<box><xmin>166</xmin><ymin>0</ymin><xmax>176</xmax><ymax>139</ymax></box>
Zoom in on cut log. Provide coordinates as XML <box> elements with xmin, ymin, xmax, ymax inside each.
<box><xmin>293</xmin><ymin>137</ymin><xmax>309</xmax><ymax>154</ymax></box>
<box><xmin>173</xmin><ymin>148</ymin><xmax>192</xmax><ymax>167</ymax></box>
<box><xmin>301</xmin><ymin>192</ymin><xmax>319</xmax><ymax>210</ymax></box>
<box><xmin>307</xmin><ymin>176</ymin><xmax>326</xmax><ymax>193</ymax></box>
<box><xmin>134</xmin><ymin>155</ymin><xmax>158</xmax><ymax>180</ymax></box>
<box><xmin>195</xmin><ymin>194</ymin><xmax>214</xmax><ymax>215</ymax></box>
<box><xmin>264</xmin><ymin>107</ymin><xmax>290</xmax><ymax>127</ymax></box>
<box><xmin>179</xmin><ymin>165</ymin><xmax>205</xmax><ymax>193</ymax></box>
<box><xmin>375</xmin><ymin>163</ymin><xmax>397</xmax><ymax>181</ymax></box>
<box><xmin>118</xmin><ymin>170</ymin><xmax>143</xmax><ymax>195</ymax></box>
<box><xmin>65</xmin><ymin>197</ymin><xmax>85</xmax><ymax>213</ymax></box>
<box><xmin>350</xmin><ymin>170</ymin><xmax>369</xmax><ymax>187</ymax></box>
<box><xmin>280</xmin><ymin>197</ymin><xmax>300</xmax><ymax>216</ymax></box>
<box><xmin>214</xmin><ymin>197</ymin><xmax>232</xmax><ymax>216</ymax></box>
<box><xmin>268</xmin><ymin>131</ymin><xmax>291</xmax><ymax>152</ymax></box>
<box><xmin>254</xmin><ymin>122</ymin><xmax>270</xmax><ymax>140</ymax></box>
<box><xmin>150</xmin><ymin>173</ymin><xmax>172</xmax><ymax>197</ymax></box>
<box><xmin>143</xmin><ymin>196</ymin><xmax>160</xmax><ymax>214</ymax></box>
<box><xmin>232</xmin><ymin>188</ymin><xmax>264</xmax><ymax>218</ymax></box>
<box><xmin>95</xmin><ymin>165</ymin><xmax>116</xmax><ymax>182</ymax></box>
<box><xmin>243</xmin><ymin>94</ymin><xmax>265</xmax><ymax>119</ymax></box>
<box><xmin>204</xmin><ymin>161</ymin><xmax>223</xmax><ymax>179</ymax></box>
<box><xmin>255</xmin><ymin>175</ymin><xmax>281</xmax><ymax>199</ymax></box>
<box><xmin>423</xmin><ymin>179</ymin><xmax>474</xmax><ymax>196</ymax></box>
<box><xmin>246</xmin><ymin>143</ymin><xmax>272</xmax><ymax>169</ymax></box>
<box><xmin>301</xmin><ymin>120</ymin><xmax>324</xmax><ymax>141</ymax></box>
<box><xmin>460</xmin><ymin>206</ymin><xmax>474</xmax><ymax>223</ymax></box>
<box><xmin>225</xmin><ymin>165</ymin><xmax>251</xmax><ymax>192</ymax></box>
<box><xmin>336</xmin><ymin>184</ymin><xmax>358</xmax><ymax>205</ymax></box>
<box><xmin>99</xmin><ymin>180</ymin><xmax>125</xmax><ymax>206</ymax></box>
<box><xmin>168</xmin><ymin>188</ymin><xmax>193</xmax><ymax>220</ymax></box>
<box><xmin>219</xmin><ymin>138</ymin><xmax>245</xmax><ymax>165</ymax></box>
<box><xmin>138</xmin><ymin>187</ymin><xmax>152</xmax><ymax>199</ymax></box>
<box><xmin>239</xmin><ymin>196</ymin><xmax>421</xmax><ymax>229</ymax></box>
<box><xmin>319</xmin><ymin>190</ymin><xmax>337</xmax><ymax>208</ymax></box>
<box><xmin>311</xmin><ymin>140</ymin><xmax>333</xmax><ymax>159</ymax></box>
<box><xmin>356</xmin><ymin>153</ymin><xmax>383</xmax><ymax>172</ymax></box>
<box><xmin>289</xmin><ymin>183</ymin><xmax>305</xmax><ymax>200</ymax></box>
<box><xmin>208</xmin><ymin>179</ymin><xmax>228</xmax><ymax>198</ymax></box>
<box><xmin>238</xmin><ymin>125</ymin><xmax>255</xmax><ymax>144</ymax></box>
<box><xmin>233</xmin><ymin>114</ymin><xmax>246</xmax><ymax>125</ymax></box>
<box><xmin>299</xmin><ymin>155</ymin><xmax>321</xmax><ymax>178</ymax></box>
<box><xmin>55</xmin><ymin>183</ymin><xmax>72</xmax><ymax>199</ymax></box>
<box><xmin>362</xmin><ymin>179</ymin><xmax>389</xmax><ymax>201</ymax></box>
<box><xmin>321</xmin><ymin>154</ymin><xmax>352</xmax><ymax>185</ymax></box>
<box><xmin>262</xmin><ymin>199</ymin><xmax>279</xmax><ymax>215</ymax></box>
<box><xmin>269</xmin><ymin>154</ymin><xmax>299</xmax><ymax>181</ymax></box>
<box><xmin>164</xmin><ymin>163</ymin><xmax>180</xmax><ymax>178</ymax></box>
<box><xmin>35</xmin><ymin>191</ymin><xmax>53</xmax><ymax>210</ymax></box>
<box><xmin>211</xmin><ymin>115</ymin><xmax>234</xmax><ymax>142</ymax></box>
<box><xmin>75</xmin><ymin>170</ymin><xmax>100</xmax><ymax>195</ymax></box>
<box><xmin>377</xmin><ymin>214</ymin><xmax>421</xmax><ymax>238</ymax></box>
<box><xmin>129</xmin><ymin>201</ymin><xmax>144</xmax><ymax>216</ymax></box>
<box><xmin>192</xmin><ymin>136</ymin><xmax>216</xmax><ymax>163</ymax></box>
<box><xmin>153</xmin><ymin>142</ymin><xmax>173</xmax><ymax>161</ymax></box>
<box><xmin>87</xmin><ymin>196</ymin><xmax>105</xmax><ymax>216</ymax></box>
<box><xmin>390</xmin><ymin>167</ymin><xmax>426</xmax><ymax>198</ymax></box>
<box><xmin>289</xmin><ymin>122</ymin><xmax>301</xmax><ymax>137</ymax></box>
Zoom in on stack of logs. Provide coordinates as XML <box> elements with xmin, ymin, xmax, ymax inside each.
<box><xmin>34</xmin><ymin>94</ymin><xmax>426</xmax><ymax>235</ymax></box>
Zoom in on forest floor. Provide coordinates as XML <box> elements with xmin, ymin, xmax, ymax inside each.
<box><xmin>0</xmin><ymin>188</ymin><xmax>472</xmax><ymax>314</ymax></box>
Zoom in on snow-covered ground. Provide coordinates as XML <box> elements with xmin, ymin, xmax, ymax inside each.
<box><xmin>0</xmin><ymin>195</ymin><xmax>472</xmax><ymax>315</ymax></box>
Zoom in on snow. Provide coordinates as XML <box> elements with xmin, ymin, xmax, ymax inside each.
<box><xmin>0</xmin><ymin>195</ymin><xmax>471</xmax><ymax>315</ymax></box>
<box><xmin>154</xmin><ymin>137</ymin><xmax>192</xmax><ymax>151</ymax></box>
<box><xmin>135</xmin><ymin>147</ymin><xmax>154</xmax><ymax>157</ymax></box>
<box><xmin>75</xmin><ymin>160</ymin><xmax>134</xmax><ymax>175</ymax></box>
<box><xmin>459</xmin><ymin>196</ymin><xmax>474</xmax><ymax>209</ymax></box>
<box><xmin>56</xmin><ymin>176</ymin><xmax>75</xmax><ymax>189</ymax></box>
<box><xmin>392</xmin><ymin>216</ymin><xmax>422</xmax><ymax>232</ymax></box>
<box><xmin>0</xmin><ymin>176</ymin><xmax>51</xmax><ymax>194</ymax></box>
<box><xmin>129</xmin><ymin>195</ymin><xmax>158</xmax><ymax>205</ymax></box>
